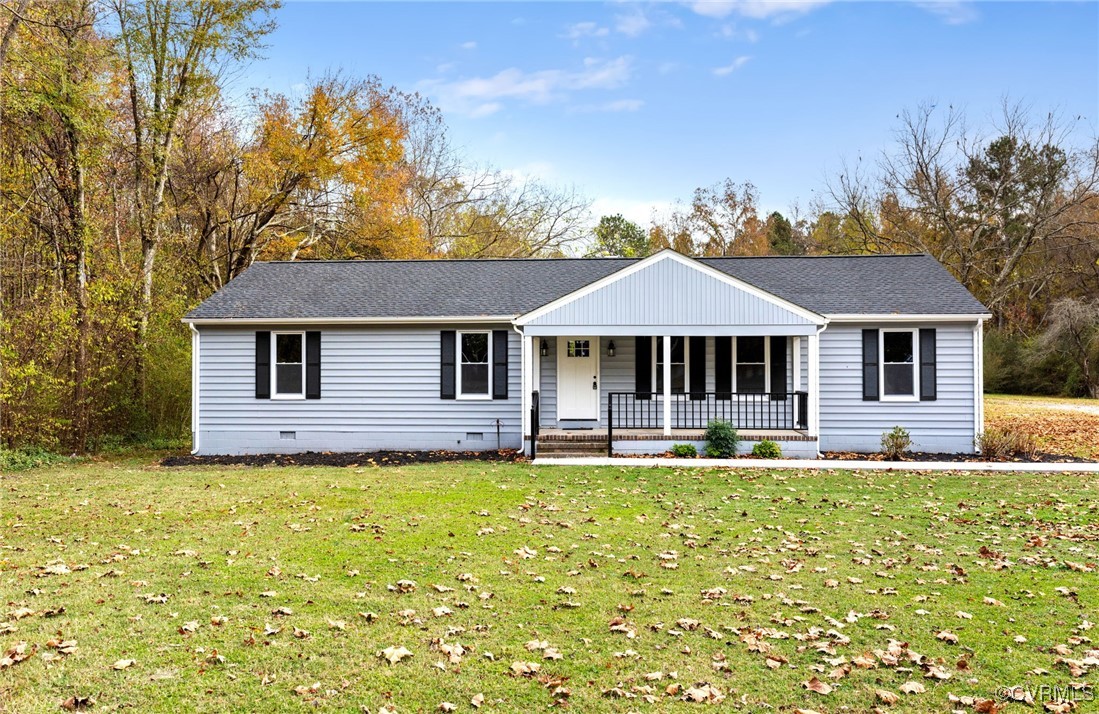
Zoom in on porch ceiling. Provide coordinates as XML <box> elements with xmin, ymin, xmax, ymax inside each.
<box><xmin>523</xmin><ymin>324</ymin><xmax>820</xmax><ymax>336</ymax></box>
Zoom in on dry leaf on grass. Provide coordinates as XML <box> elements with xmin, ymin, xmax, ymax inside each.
<box><xmin>379</xmin><ymin>646</ymin><xmax>413</xmax><ymax>664</ymax></box>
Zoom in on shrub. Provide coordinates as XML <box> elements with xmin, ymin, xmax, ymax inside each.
<box><xmin>704</xmin><ymin>420</ymin><xmax>739</xmax><ymax>458</ymax></box>
<box><xmin>975</xmin><ymin>428</ymin><xmax>1041</xmax><ymax>460</ymax></box>
<box><xmin>0</xmin><ymin>447</ymin><xmax>72</xmax><ymax>472</ymax></box>
<box><xmin>750</xmin><ymin>440</ymin><xmax>782</xmax><ymax>458</ymax></box>
<box><xmin>670</xmin><ymin>443</ymin><xmax>697</xmax><ymax>458</ymax></box>
<box><xmin>880</xmin><ymin>426</ymin><xmax>912</xmax><ymax>460</ymax></box>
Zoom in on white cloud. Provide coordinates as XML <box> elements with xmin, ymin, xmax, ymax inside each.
<box><xmin>687</xmin><ymin>0</ymin><xmax>832</xmax><ymax>20</ymax></box>
<box><xmin>718</xmin><ymin>23</ymin><xmax>759</xmax><ymax>41</ymax></box>
<box><xmin>712</xmin><ymin>55</ymin><xmax>751</xmax><ymax>76</ymax></box>
<box><xmin>468</xmin><ymin>102</ymin><xmax>503</xmax><ymax>118</ymax></box>
<box><xmin>915</xmin><ymin>1</ymin><xmax>978</xmax><ymax>25</ymax></box>
<box><xmin>419</xmin><ymin>56</ymin><xmax>634</xmax><ymax>116</ymax></box>
<box><xmin>615</xmin><ymin>8</ymin><xmax>653</xmax><ymax>37</ymax></box>
<box><xmin>564</xmin><ymin>21</ymin><xmax>610</xmax><ymax>40</ymax></box>
<box><xmin>460</xmin><ymin>40</ymin><xmax>478</xmax><ymax>50</ymax></box>
<box><xmin>571</xmin><ymin>98</ymin><xmax>645</xmax><ymax>114</ymax></box>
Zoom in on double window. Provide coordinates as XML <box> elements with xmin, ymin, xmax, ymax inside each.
<box><xmin>273</xmin><ymin>332</ymin><xmax>305</xmax><ymax>399</ymax></box>
<box><xmin>458</xmin><ymin>331</ymin><xmax>491</xmax><ymax>398</ymax></box>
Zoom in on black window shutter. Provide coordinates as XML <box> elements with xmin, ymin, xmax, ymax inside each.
<box><xmin>492</xmin><ymin>330</ymin><xmax>508</xmax><ymax>400</ymax></box>
<box><xmin>635</xmin><ymin>336</ymin><xmax>651</xmax><ymax>399</ymax></box>
<box><xmin>862</xmin><ymin>329</ymin><xmax>879</xmax><ymax>401</ymax></box>
<box><xmin>255</xmin><ymin>331</ymin><xmax>271</xmax><ymax>399</ymax></box>
<box><xmin>305</xmin><ymin>331</ymin><xmax>321</xmax><ymax>399</ymax></box>
<box><xmin>714</xmin><ymin>336</ymin><xmax>732</xmax><ymax>399</ymax></box>
<box><xmin>689</xmin><ymin>336</ymin><xmax>706</xmax><ymax>400</ymax></box>
<box><xmin>440</xmin><ymin>331</ymin><xmax>456</xmax><ymax>400</ymax></box>
<box><xmin>919</xmin><ymin>328</ymin><xmax>937</xmax><ymax>401</ymax></box>
<box><xmin>770</xmin><ymin>336</ymin><xmax>788</xmax><ymax>401</ymax></box>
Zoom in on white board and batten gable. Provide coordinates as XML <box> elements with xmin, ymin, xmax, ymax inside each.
<box><xmin>515</xmin><ymin>250</ymin><xmax>826</xmax><ymax>336</ymax></box>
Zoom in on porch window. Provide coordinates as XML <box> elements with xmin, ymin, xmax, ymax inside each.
<box><xmin>736</xmin><ymin>336</ymin><xmax>767</xmax><ymax>393</ymax></box>
<box><xmin>881</xmin><ymin>329</ymin><xmax>917</xmax><ymax>400</ymax></box>
<box><xmin>458</xmin><ymin>331</ymin><xmax>490</xmax><ymax>398</ymax></box>
<box><xmin>654</xmin><ymin>336</ymin><xmax>686</xmax><ymax>394</ymax></box>
<box><xmin>273</xmin><ymin>332</ymin><xmax>305</xmax><ymax>399</ymax></box>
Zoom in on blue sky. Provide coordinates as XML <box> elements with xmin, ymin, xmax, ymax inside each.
<box><xmin>244</xmin><ymin>1</ymin><xmax>1099</xmax><ymax>224</ymax></box>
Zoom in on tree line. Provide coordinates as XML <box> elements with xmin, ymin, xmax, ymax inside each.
<box><xmin>1</xmin><ymin>1</ymin><xmax>1096</xmax><ymax>452</ymax></box>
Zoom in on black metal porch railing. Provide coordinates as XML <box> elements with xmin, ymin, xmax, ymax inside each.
<box><xmin>530</xmin><ymin>390</ymin><xmax>540</xmax><ymax>459</ymax></box>
<box><xmin>607</xmin><ymin>391</ymin><xmax>809</xmax><ymax>455</ymax></box>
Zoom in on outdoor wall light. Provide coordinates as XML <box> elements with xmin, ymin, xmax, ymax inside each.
<box><xmin>540</xmin><ymin>339</ymin><xmax>549</xmax><ymax>357</ymax></box>
<box><xmin>607</xmin><ymin>340</ymin><xmax>616</xmax><ymax>357</ymax></box>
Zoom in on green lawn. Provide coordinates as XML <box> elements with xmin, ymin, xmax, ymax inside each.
<box><xmin>2</xmin><ymin>460</ymin><xmax>1098</xmax><ymax>712</ymax></box>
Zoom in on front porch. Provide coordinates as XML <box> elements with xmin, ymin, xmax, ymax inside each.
<box><xmin>512</xmin><ymin>250</ymin><xmax>826</xmax><ymax>458</ymax></box>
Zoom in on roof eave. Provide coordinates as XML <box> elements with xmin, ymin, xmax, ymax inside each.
<box><xmin>184</xmin><ymin>315</ymin><xmax>520</xmax><ymax>326</ymax></box>
<box><xmin>825</xmin><ymin>313</ymin><xmax>992</xmax><ymax>322</ymax></box>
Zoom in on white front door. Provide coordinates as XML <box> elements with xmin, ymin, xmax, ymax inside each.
<box><xmin>557</xmin><ymin>337</ymin><xmax>600</xmax><ymax>420</ymax></box>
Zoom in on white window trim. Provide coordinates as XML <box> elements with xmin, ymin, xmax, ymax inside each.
<box><xmin>651</xmin><ymin>336</ymin><xmax>689</xmax><ymax>395</ymax></box>
<box><xmin>271</xmin><ymin>331</ymin><xmax>306</xmax><ymax>400</ymax></box>
<box><xmin>457</xmin><ymin>330</ymin><xmax>493</xmax><ymax>400</ymax></box>
<box><xmin>880</xmin><ymin>328</ymin><xmax>919</xmax><ymax>402</ymax></box>
<box><xmin>732</xmin><ymin>336</ymin><xmax>771</xmax><ymax>395</ymax></box>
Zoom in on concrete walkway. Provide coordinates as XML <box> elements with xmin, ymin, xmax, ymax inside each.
<box><xmin>532</xmin><ymin>456</ymin><xmax>1099</xmax><ymax>472</ymax></box>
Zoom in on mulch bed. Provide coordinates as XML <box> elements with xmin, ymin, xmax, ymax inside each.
<box><xmin>820</xmin><ymin>450</ymin><xmax>1095</xmax><ymax>464</ymax></box>
<box><xmin>161</xmin><ymin>449</ymin><xmax>524</xmax><ymax>468</ymax></box>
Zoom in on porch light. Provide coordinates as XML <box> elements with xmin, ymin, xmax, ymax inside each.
<box><xmin>607</xmin><ymin>340</ymin><xmax>616</xmax><ymax>357</ymax></box>
<box><xmin>540</xmin><ymin>339</ymin><xmax>548</xmax><ymax>357</ymax></box>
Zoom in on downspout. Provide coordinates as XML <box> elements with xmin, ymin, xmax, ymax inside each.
<box><xmin>512</xmin><ymin>323</ymin><xmax>528</xmax><ymax>456</ymax></box>
<box><xmin>812</xmin><ymin>323</ymin><xmax>827</xmax><ymax>458</ymax></box>
<box><xmin>189</xmin><ymin>323</ymin><xmax>200</xmax><ymax>455</ymax></box>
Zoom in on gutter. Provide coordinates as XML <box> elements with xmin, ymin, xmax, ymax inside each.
<box><xmin>190</xmin><ymin>324</ymin><xmax>200</xmax><ymax>455</ymax></box>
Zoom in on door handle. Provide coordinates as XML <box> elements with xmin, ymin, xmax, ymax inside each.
<box><xmin>592</xmin><ymin>378</ymin><xmax>598</xmax><ymax>390</ymax></box>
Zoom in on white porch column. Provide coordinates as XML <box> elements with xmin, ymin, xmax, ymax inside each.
<box><xmin>807</xmin><ymin>332</ymin><xmax>820</xmax><ymax>438</ymax></box>
<box><xmin>662</xmin><ymin>335</ymin><xmax>672</xmax><ymax>436</ymax></box>
<box><xmin>519</xmin><ymin>331</ymin><xmax>530</xmax><ymax>455</ymax></box>
<box><xmin>792</xmin><ymin>336</ymin><xmax>802</xmax><ymax>393</ymax></box>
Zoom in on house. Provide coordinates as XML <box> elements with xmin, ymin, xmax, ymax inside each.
<box><xmin>184</xmin><ymin>249</ymin><xmax>990</xmax><ymax>458</ymax></box>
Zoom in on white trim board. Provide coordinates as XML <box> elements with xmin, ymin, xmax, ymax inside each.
<box><xmin>514</xmin><ymin>249</ymin><xmax>827</xmax><ymax>326</ymax></box>
<box><xmin>186</xmin><ymin>315</ymin><xmax>517</xmax><ymax>326</ymax></box>
<box><xmin>826</xmin><ymin>314</ymin><xmax>991</xmax><ymax>323</ymax></box>
<box><xmin>532</xmin><ymin>457</ymin><xmax>1099</xmax><ymax>473</ymax></box>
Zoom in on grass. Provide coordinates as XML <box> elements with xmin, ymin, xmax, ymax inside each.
<box><xmin>2</xmin><ymin>459</ymin><xmax>1098</xmax><ymax>713</ymax></box>
<box><xmin>986</xmin><ymin>394</ymin><xmax>1099</xmax><ymax>459</ymax></box>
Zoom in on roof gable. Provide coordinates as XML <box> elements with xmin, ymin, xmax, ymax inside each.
<box><xmin>516</xmin><ymin>250</ymin><xmax>825</xmax><ymax>327</ymax></box>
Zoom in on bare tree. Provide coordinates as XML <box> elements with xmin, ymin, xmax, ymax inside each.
<box><xmin>1036</xmin><ymin>297</ymin><xmax>1099</xmax><ymax>398</ymax></box>
<box><xmin>830</xmin><ymin>101</ymin><xmax>1099</xmax><ymax>324</ymax></box>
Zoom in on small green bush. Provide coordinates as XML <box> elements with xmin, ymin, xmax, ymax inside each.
<box><xmin>704</xmin><ymin>420</ymin><xmax>739</xmax><ymax>458</ymax></box>
<box><xmin>670</xmin><ymin>443</ymin><xmax>697</xmax><ymax>458</ymax></box>
<box><xmin>750</xmin><ymin>440</ymin><xmax>782</xmax><ymax>458</ymax></box>
<box><xmin>0</xmin><ymin>447</ymin><xmax>72</xmax><ymax>472</ymax></box>
<box><xmin>880</xmin><ymin>426</ymin><xmax>912</xmax><ymax>460</ymax></box>
<box><xmin>975</xmin><ymin>428</ymin><xmax>1040</xmax><ymax>460</ymax></box>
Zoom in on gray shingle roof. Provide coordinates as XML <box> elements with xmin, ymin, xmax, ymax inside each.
<box><xmin>185</xmin><ymin>253</ymin><xmax>988</xmax><ymax>321</ymax></box>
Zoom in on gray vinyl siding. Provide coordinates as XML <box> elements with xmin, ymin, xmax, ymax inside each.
<box><xmin>818</xmin><ymin>323</ymin><xmax>977</xmax><ymax>453</ymax></box>
<box><xmin>525</xmin><ymin>257</ymin><xmax>816</xmax><ymax>328</ymax></box>
<box><xmin>196</xmin><ymin>324</ymin><xmax>521</xmax><ymax>455</ymax></box>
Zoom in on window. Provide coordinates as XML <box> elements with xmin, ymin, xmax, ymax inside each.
<box><xmin>736</xmin><ymin>336</ymin><xmax>767</xmax><ymax>393</ymax></box>
<box><xmin>566</xmin><ymin>339</ymin><xmax>590</xmax><ymax>358</ymax></box>
<box><xmin>458</xmin><ymin>331</ymin><xmax>490</xmax><ymax>398</ymax></box>
<box><xmin>273</xmin><ymin>332</ymin><xmax>305</xmax><ymax>398</ymax></box>
<box><xmin>653</xmin><ymin>336</ymin><xmax>686</xmax><ymax>394</ymax></box>
<box><xmin>881</xmin><ymin>329</ymin><xmax>917</xmax><ymax>400</ymax></box>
